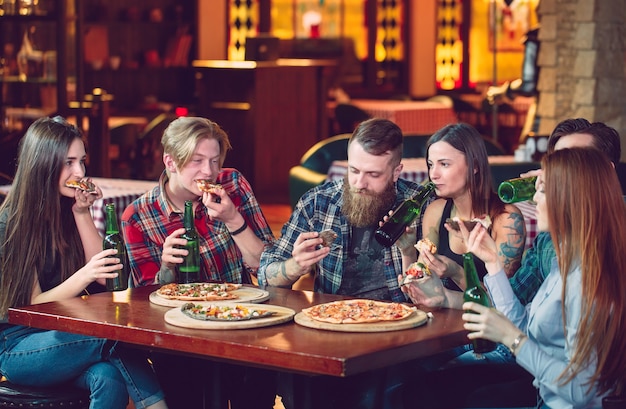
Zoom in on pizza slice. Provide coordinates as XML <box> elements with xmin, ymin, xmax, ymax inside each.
<box><xmin>65</xmin><ymin>178</ymin><xmax>97</xmax><ymax>193</ymax></box>
<box><xmin>445</xmin><ymin>215</ymin><xmax>492</xmax><ymax>232</ymax></box>
<box><xmin>195</xmin><ymin>179</ymin><xmax>223</xmax><ymax>193</ymax></box>
<box><xmin>402</xmin><ymin>261</ymin><xmax>432</xmax><ymax>286</ymax></box>
<box><xmin>319</xmin><ymin>229</ymin><xmax>338</xmax><ymax>247</ymax></box>
<box><xmin>414</xmin><ymin>238</ymin><xmax>437</xmax><ymax>254</ymax></box>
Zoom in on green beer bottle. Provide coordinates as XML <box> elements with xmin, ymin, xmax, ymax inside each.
<box><xmin>463</xmin><ymin>253</ymin><xmax>496</xmax><ymax>355</ymax></box>
<box><xmin>498</xmin><ymin>176</ymin><xmax>537</xmax><ymax>203</ymax></box>
<box><xmin>375</xmin><ymin>182</ymin><xmax>436</xmax><ymax>247</ymax></box>
<box><xmin>178</xmin><ymin>200</ymin><xmax>201</xmax><ymax>284</ymax></box>
<box><xmin>102</xmin><ymin>203</ymin><xmax>130</xmax><ymax>291</ymax></box>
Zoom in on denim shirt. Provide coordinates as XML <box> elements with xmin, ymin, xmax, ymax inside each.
<box><xmin>258</xmin><ymin>178</ymin><xmax>426</xmax><ymax>302</ymax></box>
<box><xmin>486</xmin><ymin>263</ymin><xmax>604</xmax><ymax>408</ymax></box>
<box><xmin>509</xmin><ymin>231</ymin><xmax>555</xmax><ymax>305</ymax></box>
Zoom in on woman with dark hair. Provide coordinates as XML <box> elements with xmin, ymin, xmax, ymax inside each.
<box><xmin>407</xmin><ymin>123</ymin><xmax>525</xmax><ymax>298</ymax></box>
<box><xmin>461</xmin><ymin>148</ymin><xmax>626</xmax><ymax>407</ymax></box>
<box><xmin>0</xmin><ymin>116</ymin><xmax>168</xmax><ymax>409</ymax></box>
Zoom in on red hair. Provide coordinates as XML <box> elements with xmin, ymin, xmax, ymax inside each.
<box><xmin>543</xmin><ymin>148</ymin><xmax>626</xmax><ymax>395</ymax></box>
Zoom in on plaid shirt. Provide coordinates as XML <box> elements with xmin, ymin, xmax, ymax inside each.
<box><xmin>258</xmin><ymin>178</ymin><xmax>428</xmax><ymax>303</ymax></box>
<box><xmin>509</xmin><ymin>231</ymin><xmax>555</xmax><ymax>305</ymax></box>
<box><xmin>122</xmin><ymin>169</ymin><xmax>274</xmax><ymax>287</ymax></box>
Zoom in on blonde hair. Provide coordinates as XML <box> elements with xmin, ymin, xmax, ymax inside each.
<box><xmin>161</xmin><ymin>117</ymin><xmax>232</xmax><ymax>170</ymax></box>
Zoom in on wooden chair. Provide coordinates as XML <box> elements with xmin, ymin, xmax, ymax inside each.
<box><xmin>135</xmin><ymin>113</ymin><xmax>178</xmax><ymax>180</ymax></box>
<box><xmin>0</xmin><ymin>377</ymin><xmax>90</xmax><ymax>408</ymax></box>
<box><xmin>109</xmin><ymin>122</ymin><xmax>141</xmax><ymax>179</ymax></box>
<box><xmin>333</xmin><ymin>103</ymin><xmax>370</xmax><ymax>135</ymax></box>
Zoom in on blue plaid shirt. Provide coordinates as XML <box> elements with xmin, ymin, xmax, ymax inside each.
<box><xmin>509</xmin><ymin>231</ymin><xmax>555</xmax><ymax>305</ymax></box>
<box><xmin>258</xmin><ymin>178</ymin><xmax>428</xmax><ymax>302</ymax></box>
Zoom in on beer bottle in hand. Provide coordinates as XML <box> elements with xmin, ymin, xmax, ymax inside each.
<box><xmin>178</xmin><ymin>200</ymin><xmax>201</xmax><ymax>284</ymax></box>
<box><xmin>375</xmin><ymin>182</ymin><xmax>436</xmax><ymax>247</ymax></box>
<box><xmin>103</xmin><ymin>203</ymin><xmax>129</xmax><ymax>291</ymax></box>
<box><xmin>463</xmin><ymin>252</ymin><xmax>496</xmax><ymax>355</ymax></box>
<box><xmin>498</xmin><ymin>176</ymin><xmax>537</xmax><ymax>203</ymax></box>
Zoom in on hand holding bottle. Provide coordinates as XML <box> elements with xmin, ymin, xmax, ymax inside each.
<box><xmin>454</xmin><ymin>220</ymin><xmax>501</xmax><ymax>275</ymax></box>
<box><xmin>161</xmin><ymin>227</ymin><xmax>188</xmax><ymax>269</ymax></box>
<box><xmin>78</xmin><ymin>248</ymin><xmax>124</xmax><ymax>288</ymax></box>
<box><xmin>462</xmin><ymin>301</ymin><xmax>525</xmax><ymax>355</ymax></box>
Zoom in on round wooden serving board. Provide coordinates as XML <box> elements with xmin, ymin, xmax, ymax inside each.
<box><xmin>149</xmin><ymin>287</ymin><xmax>270</xmax><ymax>308</ymax></box>
<box><xmin>294</xmin><ymin>309</ymin><xmax>428</xmax><ymax>333</ymax></box>
<box><xmin>164</xmin><ymin>303</ymin><xmax>296</xmax><ymax>330</ymax></box>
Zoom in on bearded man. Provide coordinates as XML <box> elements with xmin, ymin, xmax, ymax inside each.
<box><xmin>259</xmin><ymin>118</ymin><xmax>430</xmax><ymax>302</ymax></box>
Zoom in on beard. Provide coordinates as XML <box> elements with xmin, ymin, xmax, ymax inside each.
<box><xmin>341</xmin><ymin>175</ymin><xmax>397</xmax><ymax>228</ymax></box>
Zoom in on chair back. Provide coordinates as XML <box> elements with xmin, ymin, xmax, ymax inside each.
<box><xmin>299</xmin><ymin>133</ymin><xmax>351</xmax><ymax>174</ymax></box>
<box><xmin>135</xmin><ymin>113</ymin><xmax>178</xmax><ymax>180</ymax></box>
<box><xmin>109</xmin><ymin>122</ymin><xmax>141</xmax><ymax>179</ymax></box>
<box><xmin>0</xmin><ymin>377</ymin><xmax>89</xmax><ymax>408</ymax></box>
<box><xmin>402</xmin><ymin>134</ymin><xmax>431</xmax><ymax>158</ymax></box>
<box><xmin>334</xmin><ymin>103</ymin><xmax>370</xmax><ymax>134</ymax></box>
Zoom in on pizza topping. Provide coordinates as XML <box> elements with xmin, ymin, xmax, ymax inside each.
<box><xmin>445</xmin><ymin>215</ymin><xmax>492</xmax><ymax>232</ymax></box>
<box><xmin>319</xmin><ymin>229</ymin><xmax>338</xmax><ymax>247</ymax></box>
<box><xmin>301</xmin><ymin>299</ymin><xmax>416</xmax><ymax>324</ymax></box>
<box><xmin>65</xmin><ymin>178</ymin><xmax>97</xmax><ymax>193</ymax></box>
<box><xmin>181</xmin><ymin>303</ymin><xmax>275</xmax><ymax>321</ymax></box>
<box><xmin>195</xmin><ymin>179</ymin><xmax>223</xmax><ymax>193</ymax></box>
<box><xmin>414</xmin><ymin>238</ymin><xmax>437</xmax><ymax>254</ymax></box>
<box><xmin>402</xmin><ymin>262</ymin><xmax>432</xmax><ymax>286</ymax></box>
<box><xmin>156</xmin><ymin>282</ymin><xmax>242</xmax><ymax>301</ymax></box>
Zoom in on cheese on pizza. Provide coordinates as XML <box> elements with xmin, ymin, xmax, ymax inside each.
<box><xmin>301</xmin><ymin>299</ymin><xmax>415</xmax><ymax>324</ymax></box>
<box><xmin>156</xmin><ymin>282</ymin><xmax>242</xmax><ymax>301</ymax></box>
<box><xmin>181</xmin><ymin>303</ymin><xmax>274</xmax><ymax>321</ymax></box>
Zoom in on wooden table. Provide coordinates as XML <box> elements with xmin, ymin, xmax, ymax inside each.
<box><xmin>8</xmin><ymin>286</ymin><xmax>467</xmax><ymax>379</ymax></box>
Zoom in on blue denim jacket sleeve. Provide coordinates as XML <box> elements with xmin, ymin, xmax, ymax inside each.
<box><xmin>509</xmin><ymin>232</ymin><xmax>556</xmax><ymax>305</ymax></box>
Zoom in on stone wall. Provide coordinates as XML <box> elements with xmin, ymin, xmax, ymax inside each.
<box><xmin>537</xmin><ymin>0</ymin><xmax>626</xmax><ymax>160</ymax></box>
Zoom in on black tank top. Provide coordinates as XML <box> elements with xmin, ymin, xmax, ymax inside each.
<box><xmin>437</xmin><ymin>199</ymin><xmax>488</xmax><ymax>292</ymax></box>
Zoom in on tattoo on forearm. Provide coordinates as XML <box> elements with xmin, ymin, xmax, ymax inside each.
<box><xmin>499</xmin><ymin>212</ymin><xmax>525</xmax><ymax>274</ymax></box>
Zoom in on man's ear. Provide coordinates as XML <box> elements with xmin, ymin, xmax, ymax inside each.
<box><xmin>163</xmin><ymin>153</ymin><xmax>177</xmax><ymax>173</ymax></box>
<box><xmin>393</xmin><ymin>162</ymin><xmax>403</xmax><ymax>181</ymax></box>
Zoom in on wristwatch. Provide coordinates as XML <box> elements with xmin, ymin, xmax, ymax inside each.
<box><xmin>509</xmin><ymin>333</ymin><xmax>527</xmax><ymax>355</ymax></box>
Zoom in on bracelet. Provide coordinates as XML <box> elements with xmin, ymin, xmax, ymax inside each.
<box><xmin>509</xmin><ymin>333</ymin><xmax>527</xmax><ymax>355</ymax></box>
<box><xmin>229</xmin><ymin>219</ymin><xmax>248</xmax><ymax>236</ymax></box>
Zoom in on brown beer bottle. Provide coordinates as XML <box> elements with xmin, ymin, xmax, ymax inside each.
<box><xmin>463</xmin><ymin>252</ymin><xmax>496</xmax><ymax>355</ymax></box>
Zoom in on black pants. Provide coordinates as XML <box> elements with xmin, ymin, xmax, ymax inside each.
<box><xmin>151</xmin><ymin>352</ymin><xmax>278</xmax><ymax>409</ymax></box>
<box><xmin>404</xmin><ymin>362</ymin><xmax>537</xmax><ymax>409</ymax></box>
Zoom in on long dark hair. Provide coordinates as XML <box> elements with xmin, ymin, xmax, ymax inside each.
<box><xmin>0</xmin><ymin>117</ymin><xmax>86</xmax><ymax>315</ymax></box>
<box><xmin>426</xmin><ymin>123</ymin><xmax>504</xmax><ymax>219</ymax></box>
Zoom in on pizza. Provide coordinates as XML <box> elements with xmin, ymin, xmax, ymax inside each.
<box><xmin>414</xmin><ymin>238</ymin><xmax>437</xmax><ymax>254</ymax></box>
<box><xmin>195</xmin><ymin>179</ymin><xmax>222</xmax><ymax>193</ymax></box>
<box><xmin>155</xmin><ymin>282</ymin><xmax>242</xmax><ymax>301</ymax></box>
<box><xmin>319</xmin><ymin>229</ymin><xmax>338</xmax><ymax>247</ymax></box>
<box><xmin>445</xmin><ymin>215</ymin><xmax>492</xmax><ymax>232</ymax></box>
<box><xmin>65</xmin><ymin>178</ymin><xmax>97</xmax><ymax>193</ymax></box>
<box><xmin>181</xmin><ymin>302</ymin><xmax>275</xmax><ymax>321</ymax></box>
<box><xmin>402</xmin><ymin>262</ymin><xmax>432</xmax><ymax>286</ymax></box>
<box><xmin>301</xmin><ymin>299</ymin><xmax>416</xmax><ymax>324</ymax></box>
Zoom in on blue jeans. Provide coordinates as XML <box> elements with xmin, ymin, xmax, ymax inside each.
<box><xmin>0</xmin><ymin>325</ymin><xmax>164</xmax><ymax>409</ymax></box>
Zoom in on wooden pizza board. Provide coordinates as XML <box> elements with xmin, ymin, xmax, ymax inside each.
<box><xmin>294</xmin><ymin>309</ymin><xmax>428</xmax><ymax>333</ymax></box>
<box><xmin>149</xmin><ymin>287</ymin><xmax>270</xmax><ymax>308</ymax></box>
<box><xmin>164</xmin><ymin>303</ymin><xmax>296</xmax><ymax>330</ymax></box>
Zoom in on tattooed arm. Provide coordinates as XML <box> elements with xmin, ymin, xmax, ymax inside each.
<box><xmin>492</xmin><ymin>205</ymin><xmax>526</xmax><ymax>278</ymax></box>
